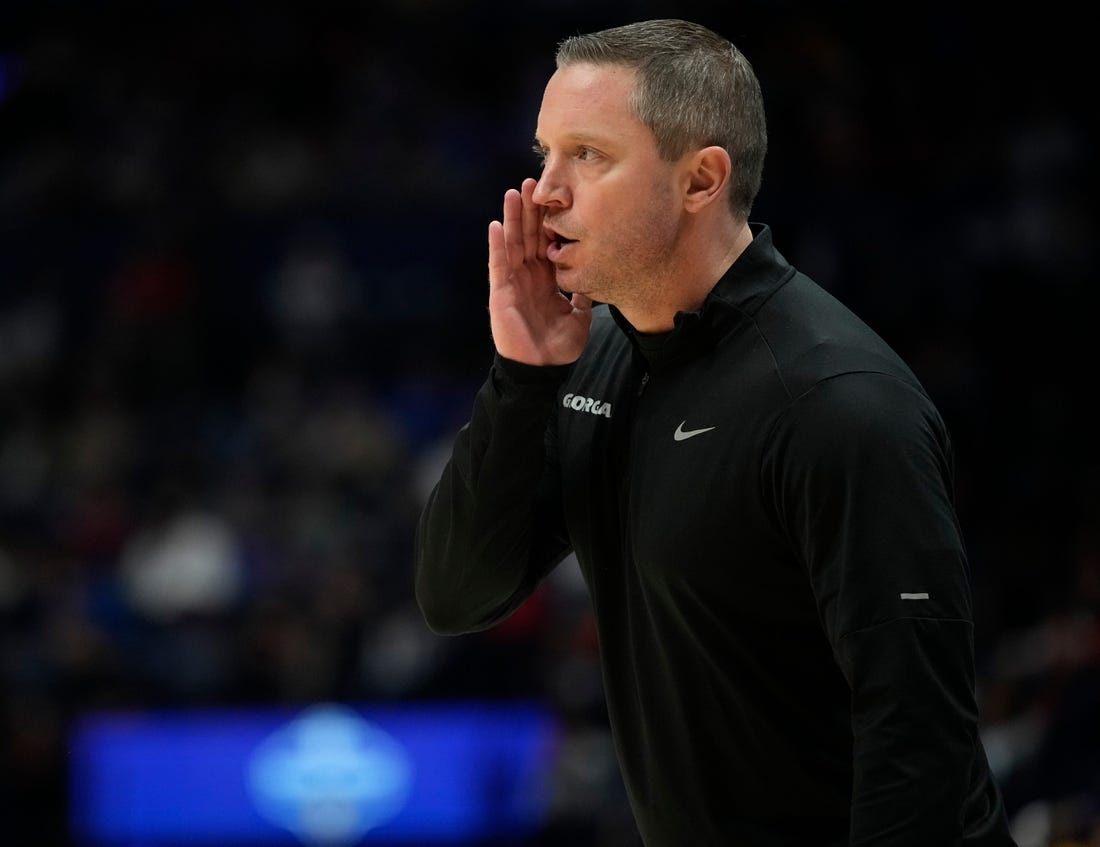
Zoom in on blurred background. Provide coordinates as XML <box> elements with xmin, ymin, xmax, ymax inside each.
<box><xmin>0</xmin><ymin>0</ymin><xmax>1096</xmax><ymax>845</ymax></box>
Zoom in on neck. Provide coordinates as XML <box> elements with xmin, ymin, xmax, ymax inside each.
<box><xmin>617</xmin><ymin>219</ymin><xmax>754</xmax><ymax>334</ymax></box>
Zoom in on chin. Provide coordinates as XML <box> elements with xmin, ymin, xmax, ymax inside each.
<box><xmin>553</xmin><ymin>266</ymin><xmax>578</xmax><ymax>288</ymax></box>
<box><xmin>557</xmin><ymin>263</ymin><xmax>605</xmax><ymax>293</ymax></box>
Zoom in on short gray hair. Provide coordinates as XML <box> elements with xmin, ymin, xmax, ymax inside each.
<box><xmin>556</xmin><ymin>19</ymin><xmax>767</xmax><ymax>221</ymax></box>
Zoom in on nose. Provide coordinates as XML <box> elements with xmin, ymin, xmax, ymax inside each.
<box><xmin>532</xmin><ymin>158</ymin><xmax>570</xmax><ymax>208</ymax></box>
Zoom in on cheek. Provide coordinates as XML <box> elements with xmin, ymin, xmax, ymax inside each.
<box><xmin>627</xmin><ymin>187</ymin><xmax>678</xmax><ymax>245</ymax></box>
<box><xmin>581</xmin><ymin>172</ymin><xmax>676</xmax><ymax>250</ymax></box>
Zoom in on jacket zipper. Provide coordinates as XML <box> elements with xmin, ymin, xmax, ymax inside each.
<box><xmin>621</xmin><ymin>369</ymin><xmax>650</xmax><ymax>565</ymax></box>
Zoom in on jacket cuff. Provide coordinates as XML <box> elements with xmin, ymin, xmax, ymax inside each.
<box><xmin>492</xmin><ymin>353</ymin><xmax>574</xmax><ymax>393</ymax></box>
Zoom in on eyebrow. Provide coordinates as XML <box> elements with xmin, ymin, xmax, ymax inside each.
<box><xmin>531</xmin><ymin>132</ymin><xmax>609</xmax><ymax>151</ymax></box>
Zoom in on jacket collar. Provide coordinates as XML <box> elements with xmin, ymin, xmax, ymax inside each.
<box><xmin>609</xmin><ymin>223</ymin><xmax>796</xmax><ymax>367</ymax></box>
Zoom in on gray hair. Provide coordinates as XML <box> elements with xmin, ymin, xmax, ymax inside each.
<box><xmin>556</xmin><ymin>19</ymin><xmax>767</xmax><ymax>221</ymax></box>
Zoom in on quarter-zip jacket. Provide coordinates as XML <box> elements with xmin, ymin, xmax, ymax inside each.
<box><xmin>415</xmin><ymin>225</ymin><xmax>1016</xmax><ymax>846</ymax></box>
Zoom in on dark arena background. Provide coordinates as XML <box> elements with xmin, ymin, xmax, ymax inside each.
<box><xmin>0</xmin><ymin>1</ymin><xmax>1096</xmax><ymax>845</ymax></box>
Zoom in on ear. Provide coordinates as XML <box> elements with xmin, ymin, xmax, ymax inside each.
<box><xmin>682</xmin><ymin>146</ymin><xmax>731</xmax><ymax>213</ymax></box>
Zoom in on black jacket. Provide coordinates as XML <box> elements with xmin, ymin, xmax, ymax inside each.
<box><xmin>416</xmin><ymin>225</ymin><xmax>1016</xmax><ymax>846</ymax></box>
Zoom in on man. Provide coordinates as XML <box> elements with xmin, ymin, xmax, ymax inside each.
<box><xmin>415</xmin><ymin>18</ymin><xmax>1017</xmax><ymax>846</ymax></box>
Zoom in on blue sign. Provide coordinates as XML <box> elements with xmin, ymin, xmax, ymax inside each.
<box><xmin>69</xmin><ymin>701</ymin><xmax>560</xmax><ymax>845</ymax></box>
<box><xmin>247</xmin><ymin>704</ymin><xmax>415</xmax><ymax>843</ymax></box>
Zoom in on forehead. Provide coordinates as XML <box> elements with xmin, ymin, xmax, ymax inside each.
<box><xmin>535</xmin><ymin>63</ymin><xmax>650</xmax><ymax>144</ymax></box>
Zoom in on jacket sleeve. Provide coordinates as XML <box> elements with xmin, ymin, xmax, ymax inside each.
<box><xmin>762</xmin><ymin>371</ymin><xmax>981</xmax><ymax>846</ymax></box>
<box><xmin>414</xmin><ymin>353</ymin><xmax>574</xmax><ymax>635</ymax></box>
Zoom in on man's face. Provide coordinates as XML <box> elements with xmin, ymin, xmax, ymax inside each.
<box><xmin>533</xmin><ymin>63</ymin><xmax>683</xmax><ymax>307</ymax></box>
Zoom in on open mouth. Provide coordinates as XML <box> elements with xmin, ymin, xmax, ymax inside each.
<box><xmin>545</xmin><ymin>226</ymin><xmax>577</xmax><ymax>262</ymax></box>
<box><xmin>546</xmin><ymin>237</ymin><xmax>576</xmax><ymax>263</ymax></box>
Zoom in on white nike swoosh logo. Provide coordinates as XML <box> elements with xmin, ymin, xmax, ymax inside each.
<box><xmin>674</xmin><ymin>421</ymin><xmax>717</xmax><ymax>441</ymax></box>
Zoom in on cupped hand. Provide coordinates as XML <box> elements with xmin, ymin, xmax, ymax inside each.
<box><xmin>487</xmin><ymin>178</ymin><xmax>592</xmax><ymax>365</ymax></box>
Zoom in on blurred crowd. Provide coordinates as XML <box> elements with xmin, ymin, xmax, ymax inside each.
<box><xmin>0</xmin><ymin>1</ymin><xmax>1096</xmax><ymax>845</ymax></box>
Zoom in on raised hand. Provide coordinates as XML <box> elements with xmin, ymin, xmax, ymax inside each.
<box><xmin>487</xmin><ymin>177</ymin><xmax>592</xmax><ymax>365</ymax></box>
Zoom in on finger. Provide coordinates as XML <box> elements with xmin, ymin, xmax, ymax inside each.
<box><xmin>502</xmin><ymin>188</ymin><xmax>524</xmax><ymax>268</ymax></box>
<box><xmin>520</xmin><ymin>177</ymin><xmax>541</xmax><ymax>261</ymax></box>
<box><xmin>488</xmin><ymin>220</ymin><xmax>508</xmax><ymax>289</ymax></box>
<box><xmin>570</xmin><ymin>293</ymin><xmax>594</xmax><ymax>312</ymax></box>
<box><xmin>537</xmin><ymin>212</ymin><xmax>551</xmax><ymax>260</ymax></box>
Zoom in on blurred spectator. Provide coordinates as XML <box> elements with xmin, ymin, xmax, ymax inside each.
<box><xmin>119</xmin><ymin>508</ymin><xmax>245</xmax><ymax>622</ymax></box>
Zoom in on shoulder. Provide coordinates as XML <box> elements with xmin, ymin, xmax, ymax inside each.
<box><xmin>752</xmin><ymin>270</ymin><xmax>924</xmax><ymax>401</ymax></box>
<box><xmin>764</xmin><ymin>370</ymin><xmax>952</xmax><ymax>478</ymax></box>
<box><xmin>785</xmin><ymin>370</ymin><xmax>940</xmax><ymax>433</ymax></box>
